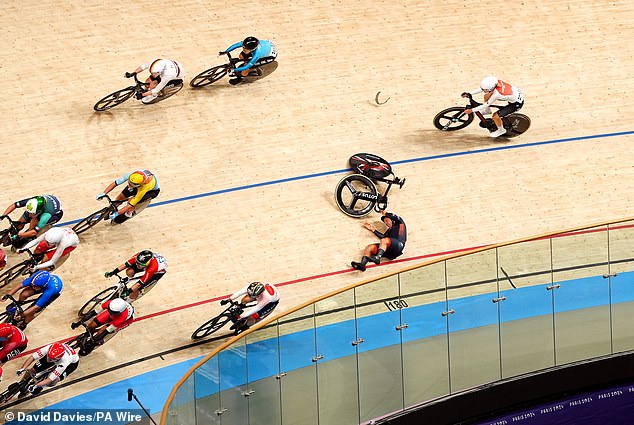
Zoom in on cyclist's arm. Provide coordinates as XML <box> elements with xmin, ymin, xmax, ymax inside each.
<box><xmin>33</xmin><ymin>213</ymin><xmax>52</xmax><ymax>234</ymax></box>
<box><xmin>225</xmin><ymin>42</ymin><xmax>242</xmax><ymax>53</ymax></box>
<box><xmin>234</xmin><ymin>52</ymin><xmax>261</xmax><ymax>73</ymax></box>
<box><xmin>239</xmin><ymin>292</ymin><xmax>274</xmax><ymax>319</ymax></box>
<box><xmin>472</xmin><ymin>91</ymin><xmax>503</xmax><ymax>113</ymax></box>
<box><xmin>34</xmin><ymin>240</ymin><xmax>68</xmax><ymax>270</ymax></box>
<box><xmin>21</xmin><ymin>233</ymin><xmax>46</xmax><ymax>251</ymax></box>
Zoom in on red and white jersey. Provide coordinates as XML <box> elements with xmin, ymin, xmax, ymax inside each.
<box><xmin>127</xmin><ymin>252</ymin><xmax>167</xmax><ymax>284</ymax></box>
<box><xmin>231</xmin><ymin>283</ymin><xmax>280</xmax><ymax>319</ymax></box>
<box><xmin>32</xmin><ymin>343</ymin><xmax>79</xmax><ymax>381</ymax></box>
<box><xmin>470</xmin><ymin>80</ymin><xmax>523</xmax><ymax>113</ymax></box>
<box><xmin>98</xmin><ymin>299</ymin><xmax>135</xmax><ymax>331</ymax></box>
<box><xmin>22</xmin><ymin>227</ymin><xmax>79</xmax><ymax>270</ymax></box>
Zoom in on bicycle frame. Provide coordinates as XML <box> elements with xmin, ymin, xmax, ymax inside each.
<box><xmin>0</xmin><ymin>215</ymin><xmax>23</xmax><ymax>247</ymax></box>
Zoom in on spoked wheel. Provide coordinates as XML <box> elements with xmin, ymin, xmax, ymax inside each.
<box><xmin>433</xmin><ymin>107</ymin><xmax>474</xmax><ymax>131</ymax></box>
<box><xmin>191</xmin><ymin>314</ymin><xmax>232</xmax><ymax>340</ymax></box>
<box><xmin>189</xmin><ymin>66</ymin><xmax>229</xmax><ymax>88</ymax></box>
<box><xmin>77</xmin><ymin>286</ymin><xmax>118</xmax><ymax>318</ymax></box>
<box><xmin>72</xmin><ymin>207</ymin><xmax>110</xmax><ymax>235</ymax></box>
<box><xmin>334</xmin><ymin>174</ymin><xmax>378</xmax><ymax>218</ymax></box>
<box><xmin>502</xmin><ymin>113</ymin><xmax>531</xmax><ymax>138</ymax></box>
<box><xmin>0</xmin><ymin>261</ymin><xmax>31</xmax><ymax>289</ymax></box>
<box><xmin>93</xmin><ymin>87</ymin><xmax>136</xmax><ymax>112</ymax></box>
<box><xmin>349</xmin><ymin>153</ymin><xmax>393</xmax><ymax>179</ymax></box>
<box><xmin>146</xmin><ymin>82</ymin><xmax>184</xmax><ymax>104</ymax></box>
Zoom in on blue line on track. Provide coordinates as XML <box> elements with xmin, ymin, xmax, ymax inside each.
<box><xmin>59</xmin><ymin>130</ymin><xmax>633</xmax><ymax>227</ymax></box>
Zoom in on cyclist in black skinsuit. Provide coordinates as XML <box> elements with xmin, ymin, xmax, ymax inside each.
<box><xmin>351</xmin><ymin>211</ymin><xmax>407</xmax><ymax>272</ymax></box>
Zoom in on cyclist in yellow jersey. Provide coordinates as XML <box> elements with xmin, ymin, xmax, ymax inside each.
<box><xmin>96</xmin><ymin>170</ymin><xmax>160</xmax><ymax>224</ymax></box>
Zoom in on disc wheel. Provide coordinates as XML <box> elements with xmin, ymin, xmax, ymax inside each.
<box><xmin>191</xmin><ymin>314</ymin><xmax>231</xmax><ymax>340</ymax></box>
<box><xmin>502</xmin><ymin>113</ymin><xmax>531</xmax><ymax>138</ymax></box>
<box><xmin>189</xmin><ymin>66</ymin><xmax>229</xmax><ymax>88</ymax></box>
<box><xmin>0</xmin><ymin>261</ymin><xmax>31</xmax><ymax>289</ymax></box>
<box><xmin>94</xmin><ymin>87</ymin><xmax>136</xmax><ymax>112</ymax></box>
<box><xmin>72</xmin><ymin>207</ymin><xmax>109</xmax><ymax>235</ymax></box>
<box><xmin>77</xmin><ymin>286</ymin><xmax>118</xmax><ymax>318</ymax></box>
<box><xmin>433</xmin><ymin>107</ymin><xmax>474</xmax><ymax>131</ymax></box>
<box><xmin>334</xmin><ymin>174</ymin><xmax>378</xmax><ymax>218</ymax></box>
<box><xmin>349</xmin><ymin>153</ymin><xmax>392</xmax><ymax>179</ymax></box>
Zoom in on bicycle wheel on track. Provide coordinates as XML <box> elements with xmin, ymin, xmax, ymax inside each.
<box><xmin>72</xmin><ymin>207</ymin><xmax>110</xmax><ymax>235</ymax></box>
<box><xmin>191</xmin><ymin>314</ymin><xmax>232</xmax><ymax>340</ymax></box>
<box><xmin>93</xmin><ymin>86</ymin><xmax>136</xmax><ymax>112</ymax></box>
<box><xmin>146</xmin><ymin>82</ymin><xmax>184</xmax><ymax>104</ymax></box>
<box><xmin>0</xmin><ymin>261</ymin><xmax>31</xmax><ymax>289</ymax></box>
<box><xmin>334</xmin><ymin>174</ymin><xmax>378</xmax><ymax>218</ymax></box>
<box><xmin>189</xmin><ymin>66</ymin><xmax>229</xmax><ymax>88</ymax></box>
<box><xmin>349</xmin><ymin>153</ymin><xmax>393</xmax><ymax>179</ymax></box>
<box><xmin>502</xmin><ymin>113</ymin><xmax>531</xmax><ymax>138</ymax></box>
<box><xmin>433</xmin><ymin>106</ymin><xmax>474</xmax><ymax>131</ymax></box>
<box><xmin>77</xmin><ymin>286</ymin><xmax>118</xmax><ymax>318</ymax></box>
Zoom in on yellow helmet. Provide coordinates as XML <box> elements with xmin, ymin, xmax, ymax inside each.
<box><xmin>128</xmin><ymin>171</ymin><xmax>148</xmax><ymax>187</ymax></box>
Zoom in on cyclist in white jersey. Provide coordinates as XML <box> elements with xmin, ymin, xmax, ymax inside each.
<box><xmin>462</xmin><ymin>76</ymin><xmax>524</xmax><ymax>137</ymax></box>
<box><xmin>18</xmin><ymin>226</ymin><xmax>79</xmax><ymax>271</ymax></box>
<box><xmin>125</xmin><ymin>58</ymin><xmax>185</xmax><ymax>104</ymax></box>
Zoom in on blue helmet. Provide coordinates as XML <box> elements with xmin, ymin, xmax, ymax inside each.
<box><xmin>30</xmin><ymin>270</ymin><xmax>51</xmax><ymax>288</ymax></box>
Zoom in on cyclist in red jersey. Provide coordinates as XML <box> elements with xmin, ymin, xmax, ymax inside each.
<box><xmin>71</xmin><ymin>298</ymin><xmax>134</xmax><ymax>349</ymax></box>
<box><xmin>0</xmin><ymin>323</ymin><xmax>28</xmax><ymax>364</ymax></box>
<box><xmin>0</xmin><ymin>248</ymin><xmax>6</xmax><ymax>270</ymax></box>
<box><xmin>104</xmin><ymin>250</ymin><xmax>167</xmax><ymax>301</ymax></box>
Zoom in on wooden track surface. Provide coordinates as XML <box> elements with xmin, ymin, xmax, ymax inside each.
<box><xmin>0</xmin><ymin>0</ymin><xmax>633</xmax><ymax>411</ymax></box>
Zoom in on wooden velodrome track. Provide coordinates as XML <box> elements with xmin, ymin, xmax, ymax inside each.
<box><xmin>1</xmin><ymin>0</ymin><xmax>633</xmax><ymax>413</ymax></box>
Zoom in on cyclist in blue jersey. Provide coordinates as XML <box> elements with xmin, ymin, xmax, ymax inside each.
<box><xmin>3</xmin><ymin>195</ymin><xmax>63</xmax><ymax>247</ymax></box>
<box><xmin>2</xmin><ymin>271</ymin><xmax>63</xmax><ymax>327</ymax></box>
<box><xmin>219</xmin><ymin>36</ymin><xmax>278</xmax><ymax>85</ymax></box>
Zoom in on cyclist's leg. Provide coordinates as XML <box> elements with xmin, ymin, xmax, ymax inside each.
<box><xmin>352</xmin><ymin>243</ymin><xmax>380</xmax><ymax>271</ymax></box>
<box><xmin>131</xmin><ymin>188</ymin><xmax>160</xmax><ymax>217</ymax></box>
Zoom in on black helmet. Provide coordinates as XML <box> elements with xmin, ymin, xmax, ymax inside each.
<box><xmin>135</xmin><ymin>250</ymin><xmax>153</xmax><ymax>267</ymax></box>
<box><xmin>247</xmin><ymin>282</ymin><xmax>265</xmax><ymax>297</ymax></box>
<box><xmin>242</xmin><ymin>36</ymin><xmax>259</xmax><ymax>50</ymax></box>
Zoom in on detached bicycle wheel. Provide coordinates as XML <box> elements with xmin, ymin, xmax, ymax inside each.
<box><xmin>0</xmin><ymin>261</ymin><xmax>31</xmax><ymax>289</ymax></box>
<box><xmin>334</xmin><ymin>174</ymin><xmax>378</xmax><ymax>218</ymax></box>
<box><xmin>73</xmin><ymin>207</ymin><xmax>110</xmax><ymax>235</ymax></box>
<box><xmin>77</xmin><ymin>286</ymin><xmax>118</xmax><ymax>318</ymax></box>
<box><xmin>191</xmin><ymin>314</ymin><xmax>232</xmax><ymax>340</ymax></box>
<box><xmin>502</xmin><ymin>113</ymin><xmax>531</xmax><ymax>138</ymax></box>
<box><xmin>433</xmin><ymin>107</ymin><xmax>474</xmax><ymax>131</ymax></box>
<box><xmin>94</xmin><ymin>87</ymin><xmax>136</xmax><ymax>111</ymax></box>
<box><xmin>349</xmin><ymin>153</ymin><xmax>392</xmax><ymax>179</ymax></box>
<box><xmin>189</xmin><ymin>66</ymin><xmax>229</xmax><ymax>88</ymax></box>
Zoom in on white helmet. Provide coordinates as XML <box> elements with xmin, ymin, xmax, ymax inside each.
<box><xmin>149</xmin><ymin>59</ymin><xmax>166</xmax><ymax>75</ymax></box>
<box><xmin>44</xmin><ymin>227</ymin><xmax>66</xmax><ymax>245</ymax></box>
<box><xmin>480</xmin><ymin>76</ymin><xmax>498</xmax><ymax>92</ymax></box>
<box><xmin>108</xmin><ymin>298</ymin><xmax>128</xmax><ymax>315</ymax></box>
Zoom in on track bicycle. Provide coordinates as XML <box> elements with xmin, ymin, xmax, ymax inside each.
<box><xmin>0</xmin><ymin>294</ymin><xmax>30</xmax><ymax>329</ymax></box>
<box><xmin>189</xmin><ymin>51</ymin><xmax>265</xmax><ymax>88</ymax></box>
<box><xmin>0</xmin><ymin>214</ymin><xmax>25</xmax><ymax>248</ymax></box>
<box><xmin>93</xmin><ymin>72</ymin><xmax>184</xmax><ymax>111</ymax></box>
<box><xmin>191</xmin><ymin>300</ymin><xmax>252</xmax><ymax>340</ymax></box>
<box><xmin>67</xmin><ymin>322</ymin><xmax>107</xmax><ymax>356</ymax></box>
<box><xmin>0</xmin><ymin>367</ymin><xmax>54</xmax><ymax>403</ymax></box>
<box><xmin>72</xmin><ymin>194</ymin><xmax>125</xmax><ymax>235</ymax></box>
<box><xmin>75</xmin><ymin>271</ymin><xmax>144</xmax><ymax>319</ymax></box>
<box><xmin>0</xmin><ymin>248</ymin><xmax>43</xmax><ymax>289</ymax></box>
<box><xmin>433</xmin><ymin>93</ymin><xmax>531</xmax><ymax>137</ymax></box>
<box><xmin>334</xmin><ymin>153</ymin><xmax>406</xmax><ymax>218</ymax></box>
